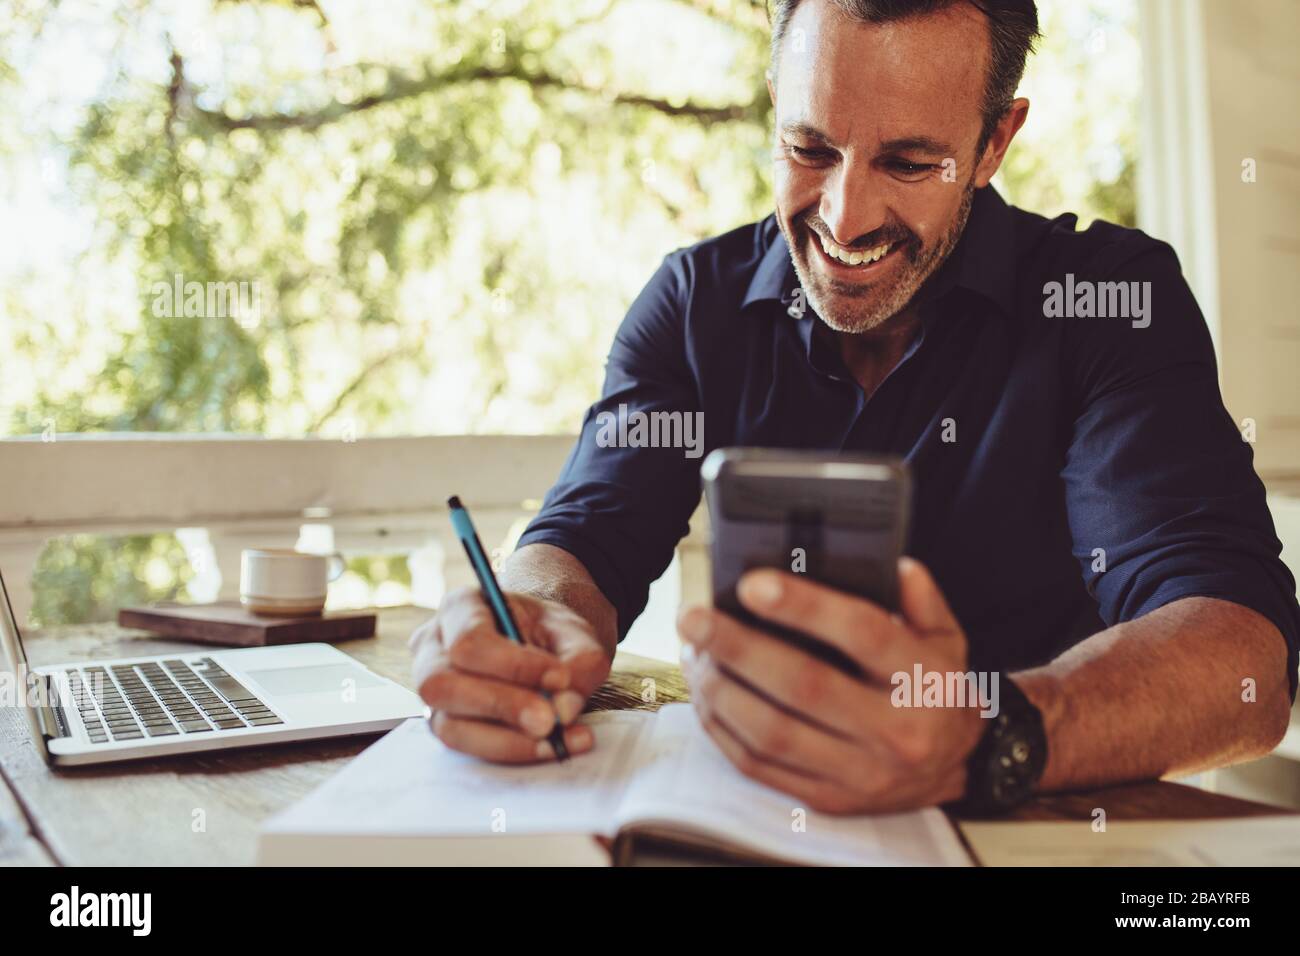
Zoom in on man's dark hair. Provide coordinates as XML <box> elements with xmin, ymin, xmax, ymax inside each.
<box><xmin>767</xmin><ymin>0</ymin><xmax>1040</xmax><ymax>150</ymax></box>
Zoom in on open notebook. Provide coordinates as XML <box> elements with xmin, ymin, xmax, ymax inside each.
<box><xmin>259</xmin><ymin>703</ymin><xmax>971</xmax><ymax>866</ymax></box>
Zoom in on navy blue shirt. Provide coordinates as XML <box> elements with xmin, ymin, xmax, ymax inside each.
<box><xmin>520</xmin><ymin>186</ymin><xmax>1299</xmax><ymax>696</ymax></box>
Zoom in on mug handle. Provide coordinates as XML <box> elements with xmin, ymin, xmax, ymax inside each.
<box><xmin>327</xmin><ymin>552</ymin><xmax>347</xmax><ymax>582</ymax></box>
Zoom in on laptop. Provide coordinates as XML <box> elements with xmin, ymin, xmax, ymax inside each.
<box><xmin>0</xmin><ymin>567</ymin><xmax>427</xmax><ymax>766</ymax></box>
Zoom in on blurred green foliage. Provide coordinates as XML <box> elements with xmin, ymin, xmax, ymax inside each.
<box><xmin>30</xmin><ymin>534</ymin><xmax>195</xmax><ymax>626</ymax></box>
<box><xmin>345</xmin><ymin>554</ymin><xmax>411</xmax><ymax>589</ymax></box>
<box><xmin>3</xmin><ymin>0</ymin><xmax>1137</xmax><ymax>440</ymax></box>
<box><xmin>2</xmin><ymin>0</ymin><xmax>1139</xmax><ymax>624</ymax></box>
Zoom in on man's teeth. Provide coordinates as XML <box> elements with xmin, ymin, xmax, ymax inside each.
<box><xmin>818</xmin><ymin>234</ymin><xmax>892</xmax><ymax>266</ymax></box>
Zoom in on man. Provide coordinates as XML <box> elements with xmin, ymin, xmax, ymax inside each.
<box><xmin>410</xmin><ymin>0</ymin><xmax>1299</xmax><ymax>814</ymax></box>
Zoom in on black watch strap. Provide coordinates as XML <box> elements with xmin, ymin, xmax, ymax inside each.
<box><xmin>953</xmin><ymin>674</ymin><xmax>1047</xmax><ymax>817</ymax></box>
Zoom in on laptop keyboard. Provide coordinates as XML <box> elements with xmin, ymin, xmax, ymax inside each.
<box><xmin>66</xmin><ymin>657</ymin><xmax>283</xmax><ymax>744</ymax></box>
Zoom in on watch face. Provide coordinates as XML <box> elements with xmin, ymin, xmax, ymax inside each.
<box><xmin>965</xmin><ymin>679</ymin><xmax>1047</xmax><ymax>814</ymax></box>
<box><xmin>989</xmin><ymin>735</ymin><xmax>1036</xmax><ymax>805</ymax></box>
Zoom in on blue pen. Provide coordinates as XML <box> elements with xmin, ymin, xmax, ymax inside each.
<box><xmin>446</xmin><ymin>496</ymin><xmax>569</xmax><ymax>761</ymax></box>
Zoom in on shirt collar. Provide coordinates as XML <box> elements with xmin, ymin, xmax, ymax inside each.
<box><xmin>741</xmin><ymin>219</ymin><xmax>800</xmax><ymax>312</ymax></box>
<box><xmin>740</xmin><ymin>184</ymin><xmax>1018</xmax><ymax>321</ymax></box>
<box><xmin>916</xmin><ymin>184</ymin><xmax>1017</xmax><ymax>318</ymax></box>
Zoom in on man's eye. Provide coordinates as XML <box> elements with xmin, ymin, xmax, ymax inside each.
<box><xmin>786</xmin><ymin>145</ymin><xmax>833</xmax><ymax>164</ymax></box>
<box><xmin>886</xmin><ymin>160</ymin><xmax>936</xmax><ymax>178</ymax></box>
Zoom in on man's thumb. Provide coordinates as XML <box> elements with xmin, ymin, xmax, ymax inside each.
<box><xmin>897</xmin><ymin>557</ymin><xmax>959</xmax><ymax>633</ymax></box>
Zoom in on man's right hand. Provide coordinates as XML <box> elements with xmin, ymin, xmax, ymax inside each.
<box><xmin>409</xmin><ymin>586</ymin><xmax>613</xmax><ymax>762</ymax></box>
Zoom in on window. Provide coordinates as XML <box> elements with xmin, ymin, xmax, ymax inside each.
<box><xmin>2</xmin><ymin>0</ymin><xmax>1139</xmax><ymax>441</ymax></box>
<box><xmin>0</xmin><ymin>1</ymin><xmax>1142</xmax><ymax>625</ymax></box>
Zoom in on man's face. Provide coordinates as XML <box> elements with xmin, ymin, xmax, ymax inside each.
<box><xmin>770</xmin><ymin>0</ymin><xmax>997</xmax><ymax>333</ymax></box>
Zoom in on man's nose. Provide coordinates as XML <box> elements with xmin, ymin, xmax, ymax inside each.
<box><xmin>819</xmin><ymin>162</ymin><xmax>887</xmax><ymax>245</ymax></box>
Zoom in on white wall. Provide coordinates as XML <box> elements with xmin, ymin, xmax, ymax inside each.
<box><xmin>1139</xmin><ymin>0</ymin><xmax>1300</xmax><ymax>485</ymax></box>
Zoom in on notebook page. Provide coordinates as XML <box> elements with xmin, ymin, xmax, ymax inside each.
<box><xmin>263</xmin><ymin>710</ymin><xmax>654</xmax><ymax>841</ymax></box>
<box><xmin>614</xmin><ymin>703</ymin><xmax>972</xmax><ymax>866</ymax></box>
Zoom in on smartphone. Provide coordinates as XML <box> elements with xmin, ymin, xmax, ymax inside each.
<box><xmin>701</xmin><ymin>448</ymin><xmax>911</xmax><ymax>675</ymax></box>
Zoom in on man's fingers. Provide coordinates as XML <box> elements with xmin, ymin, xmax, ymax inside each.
<box><xmin>677</xmin><ymin>606</ymin><xmax>895</xmax><ymax>742</ymax></box>
<box><xmin>444</xmin><ymin>629</ymin><xmax>571</xmax><ymax>691</ymax></box>
<box><xmin>736</xmin><ymin>570</ymin><xmax>921</xmax><ymax>680</ymax></box>
<box><xmin>439</xmin><ymin>587</ymin><xmax>606</xmax><ymax>692</ymax></box>
<box><xmin>687</xmin><ymin>645</ymin><xmax>895</xmax><ymax>790</ymax></box>
<box><xmin>418</xmin><ymin>668</ymin><xmax>570</xmax><ymax>736</ymax></box>
<box><xmin>411</xmin><ymin>587</ymin><xmax>614</xmax><ymax>759</ymax></box>
<box><xmin>431</xmin><ymin>712</ymin><xmax>594</xmax><ymax>764</ymax></box>
<box><xmin>695</xmin><ymin>708</ymin><xmax>864</xmax><ymax>815</ymax></box>
<box><xmin>530</xmin><ymin>602</ymin><xmax>612</xmax><ymax>695</ymax></box>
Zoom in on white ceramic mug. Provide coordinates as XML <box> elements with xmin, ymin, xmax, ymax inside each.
<box><xmin>239</xmin><ymin>548</ymin><xmax>345</xmax><ymax>616</ymax></box>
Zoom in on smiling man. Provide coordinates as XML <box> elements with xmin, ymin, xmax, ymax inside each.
<box><xmin>410</xmin><ymin>0</ymin><xmax>1299</xmax><ymax>815</ymax></box>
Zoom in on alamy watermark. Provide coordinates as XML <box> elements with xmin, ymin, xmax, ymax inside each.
<box><xmin>1042</xmin><ymin>273</ymin><xmax>1150</xmax><ymax>328</ymax></box>
<box><xmin>149</xmin><ymin>273</ymin><xmax>261</xmax><ymax>328</ymax></box>
<box><xmin>594</xmin><ymin>403</ymin><xmax>704</xmax><ymax>459</ymax></box>
<box><xmin>50</xmin><ymin>886</ymin><xmax>151</xmax><ymax>936</ymax></box>
<box><xmin>890</xmin><ymin>665</ymin><xmax>999</xmax><ymax>718</ymax></box>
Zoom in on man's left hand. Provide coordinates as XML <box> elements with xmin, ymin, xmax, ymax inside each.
<box><xmin>678</xmin><ymin>557</ymin><xmax>985</xmax><ymax>814</ymax></box>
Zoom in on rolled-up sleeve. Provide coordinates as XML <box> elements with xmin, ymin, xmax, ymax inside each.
<box><xmin>1060</xmin><ymin>243</ymin><xmax>1300</xmax><ymax>698</ymax></box>
<box><xmin>517</xmin><ymin>253</ymin><xmax>705</xmax><ymax>639</ymax></box>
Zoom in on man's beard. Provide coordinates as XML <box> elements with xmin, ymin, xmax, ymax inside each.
<box><xmin>781</xmin><ymin>184</ymin><xmax>975</xmax><ymax>334</ymax></box>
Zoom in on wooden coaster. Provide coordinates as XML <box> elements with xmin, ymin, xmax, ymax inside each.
<box><xmin>117</xmin><ymin>602</ymin><xmax>377</xmax><ymax>647</ymax></box>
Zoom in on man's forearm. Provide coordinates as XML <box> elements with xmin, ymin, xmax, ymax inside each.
<box><xmin>1014</xmin><ymin>596</ymin><xmax>1293</xmax><ymax>792</ymax></box>
<box><xmin>499</xmin><ymin>543</ymin><xmax>620</xmax><ymax>659</ymax></box>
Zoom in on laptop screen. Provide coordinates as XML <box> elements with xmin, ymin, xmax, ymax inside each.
<box><xmin>0</xmin><ymin>567</ymin><xmax>50</xmax><ymax>762</ymax></box>
<box><xmin>0</xmin><ymin>568</ymin><xmax>29</xmax><ymax>670</ymax></box>
<box><xmin>0</xmin><ymin>568</ymin><xmax>28</xmax><ymax>668</ymax></box>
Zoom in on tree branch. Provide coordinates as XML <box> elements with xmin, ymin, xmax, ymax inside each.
<box><xmin>164</xmin><ymin>39</ymin><xmax>184</xmax><ymax>144</ymax></box>
<box><xmin>308</xmin><ymin>342</ymin><xmax>410</xmax><ymax>432</ymax></box>
<box><xmin>190</xmin><ymin>62</ymin><xmax>766</xmax><ymax>133</ymax></box>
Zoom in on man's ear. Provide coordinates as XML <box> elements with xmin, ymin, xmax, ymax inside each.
<box><xmin>766</xmin><ymin>71</ymin><xmax>776</xmax><ymax>108</ymax></box>
<box><xmin>973</xmin><ymin>97</ymin><xmax>1029</xmax><ymax>187</ymax></box>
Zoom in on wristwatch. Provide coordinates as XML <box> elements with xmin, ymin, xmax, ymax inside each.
<box><xmin>954</xmin><ymin>674</ymin><xmax>1047</xmax><ymax>817</ymax></box>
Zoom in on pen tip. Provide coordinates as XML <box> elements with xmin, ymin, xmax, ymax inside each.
<box><xmin>446</xmin><ymin>495</ymin><xmax>463</xmax><ymax>510</ymax></box>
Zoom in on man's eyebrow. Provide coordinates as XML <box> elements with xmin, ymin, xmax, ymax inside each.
<box><xmin>780</xmin><ymin>126</ymin><xmax>955</xmax><ymax>156</ymax></box>
<box><xmin>879</xmin><ymin>135</ymin><xmax>953</xmax><ymax>155</ymax></box>
<box><xmin>780</xmin><ymin>122</ymin><xmax>836</xmax><ymax>146</ymax></box>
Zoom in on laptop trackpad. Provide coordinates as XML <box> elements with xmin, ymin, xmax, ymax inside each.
<box><xmin>242</xmin><ymin>663</ymin><xmax>385</xmax><ymax>697</ymax></box>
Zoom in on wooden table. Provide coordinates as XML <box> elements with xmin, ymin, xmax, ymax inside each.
<box><xmin>0</xmin><ymin>607</ymin><xmax>1290</xmax><ymax>866</ymax></box>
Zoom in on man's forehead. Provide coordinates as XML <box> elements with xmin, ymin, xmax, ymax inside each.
<box><xmin>779</xmin><ymin>0</ymin><xmax>992</xmax><ymax>66</ymax></box>
<box><xmin>775</xmin><ymin>0</ymin><xmax>990</xmax><ymax>142</ymax></box>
